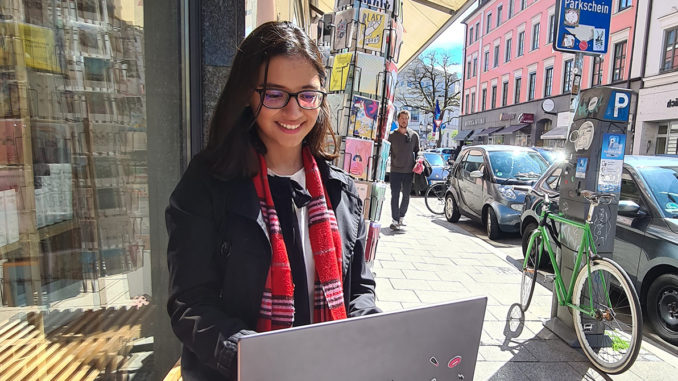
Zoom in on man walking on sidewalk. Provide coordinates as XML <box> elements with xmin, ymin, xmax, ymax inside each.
<box><xmin>387</xmin><ymin>110</ymin><xmax>420</xmax><ymax>231</ymax></box>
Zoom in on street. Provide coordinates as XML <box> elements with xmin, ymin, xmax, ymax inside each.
<box><xmin>372</xmin><ymin>192</ymin><xmax>678</xmax><ymax>380</ymax></box>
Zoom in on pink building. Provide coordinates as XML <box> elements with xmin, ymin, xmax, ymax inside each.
<box><xmin>457</xmin><ymin>0</ymin><xmax>639</xmax><ymax>148</ymax></box>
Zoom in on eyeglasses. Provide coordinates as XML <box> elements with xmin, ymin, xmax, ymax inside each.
<box><xmin>255</xmin><ymin>89</ymin><xmax>326</xmax><ymax>110</ymax></box>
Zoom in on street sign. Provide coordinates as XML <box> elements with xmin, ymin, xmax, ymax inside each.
<box><xmin>553</xmin><ymin>0</ymin><xmax>612</xmax><ymax>55</ymax></box>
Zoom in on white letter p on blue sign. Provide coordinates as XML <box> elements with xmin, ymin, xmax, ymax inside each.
<box><xmin>614</xmin><ymin>93</ymin><xmax>629</xmax><ymax>118</ymax></box>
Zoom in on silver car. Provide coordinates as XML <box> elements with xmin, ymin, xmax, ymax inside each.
<box><xmin>444</xmin><ymin>145</ymin><xmax>550</xmax><ymax>240</ymax></box>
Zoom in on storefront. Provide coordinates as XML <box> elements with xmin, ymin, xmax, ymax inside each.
<box><xmin>634</xmin><ymin>81</ymin><xmax>678</xmax><ymax>155</ymax></box>
<box><xmin>459</xmin><ymin>94</ymin><xmax>571</xmax><ymax>147</ymax></box>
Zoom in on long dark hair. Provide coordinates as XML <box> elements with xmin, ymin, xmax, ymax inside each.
<box><xmin>204</xmin><ymin>21</ymin><xmax>337</xmax><ymax>179</ymax></box>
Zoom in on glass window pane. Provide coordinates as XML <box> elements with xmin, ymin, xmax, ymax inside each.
<box><xmin>0</xmin><ymin>1</ymin><xmax>167</xmax><ymax>378</ymax></box>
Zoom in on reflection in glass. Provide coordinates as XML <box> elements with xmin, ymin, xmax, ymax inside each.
<box><xmin>1</xmin><ymin>1</ymin><xmax>150</xmax><ymax>378</ymax></box>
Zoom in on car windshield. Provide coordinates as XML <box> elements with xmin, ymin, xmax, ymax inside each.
<box><xmin>488</xmin><ymin>150</ymin><xmax>549</xmax><ymax>181</ymax></box>
<box><xmin>423</xmin><ymin>153</ymin><xmax>445</xmax><ymax>166</ymax></box>
<box><xmin>637</xmin><ymin>165</ymin><xmax>678</xmax><ymax>218</ymax></box>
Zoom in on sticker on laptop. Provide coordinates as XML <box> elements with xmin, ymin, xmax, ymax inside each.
<box><xmin>448</xmin><ymin>355</ymin><xmax>462</xmax><ymax>368</ymax></box>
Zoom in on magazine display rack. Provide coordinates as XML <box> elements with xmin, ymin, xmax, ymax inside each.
<box><xmin>319</xmin><ymin>0</ymin><xmax>404</xmax><ymax>265</ymax></box>
<box><xmin>0</xmin><ymin>1</ymin><xmax>148</xmax><ymax>308</ymax></box>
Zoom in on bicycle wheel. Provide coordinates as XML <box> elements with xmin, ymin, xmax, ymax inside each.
<box><xmin>520</xmin><ymin>230</ymin><xmax>541</xmax><ymax>312</ymax></box>
<box><xmin>571</xmin><ymin>258</ymin><xmax>642</xmax><ymax>374</ymax></box>
<box><xmin>424</xmin><ymin>183</ymin><xmax>447</xmax><ymax>215</ymax></box>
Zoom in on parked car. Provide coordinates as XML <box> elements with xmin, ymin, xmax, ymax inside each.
<box><xmin>520</xmin><ymin>156</ymin><xmax>678</xmax><ymax>345</ymax></box>
<box><xmin>412</xmin><ymin>152</ymin><xmax>449</xmax><ymax>195</ymax></box>
<box><xmin>444</xmin><ymin>145</ymin><xmax>550</xmax><ymax>239</ymax></box>
<box><xmin>428</xmin><ymin>147</ymin><xmax>457</xmax><ymax>162</ymax></box>
<box><xmin>532</xmin><ymin>146</ymin><xmax>567</xmax><ymax>165</ymax></box>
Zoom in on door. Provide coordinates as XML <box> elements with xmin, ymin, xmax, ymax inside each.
<box><xmin>613</xmin><ymin>169</ymin><xmax>648</xmax><ymax>285</ymax></box>
<box><xmin>457</xmin><ymin>149</ymin><xmax>485</xmax><ymax>219</ymax></box>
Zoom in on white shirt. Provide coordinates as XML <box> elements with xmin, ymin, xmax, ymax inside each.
<box><xmin>268</xmin><ymin>168</ymin><xmax>315</xmax><ymax>322</ymax></box>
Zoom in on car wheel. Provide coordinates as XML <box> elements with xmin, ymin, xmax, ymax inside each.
<box><xmin>485</xmin><ymin>207</ymin><xmax>500</xmax><ymax>240</ymax></box>
<box><xmin>445</xmin><ymin>193</ymin><xmax>461</xmax><ymax>223</ymax></box>
<box><xmin>647</xmin><ymin>273</ymin><xmax>678</xmax><ymax>345</ymax></box>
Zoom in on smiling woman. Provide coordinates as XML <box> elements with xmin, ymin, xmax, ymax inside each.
<box><xmin>165</xmin><ymin>21</ymin><xmax>380</xmax><ymax>380</ymax></box>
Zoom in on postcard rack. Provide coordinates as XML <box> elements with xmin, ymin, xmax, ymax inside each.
<box><xmin>317</xmin><ymin>0</ymin><xmax>405</xmax><ymax>265</ymax></box>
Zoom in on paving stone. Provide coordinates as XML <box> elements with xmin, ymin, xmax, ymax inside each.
<box><xmin>474</xmin><ymin>361</ymin><xmax>528</xmax><ymax>381</ymax></box>
<box><xmin>390</xmin><ymin>278</ymin><xmax>432</xmax><ymax>290</ymax></box>
<box><xmin>375</xmin><ymin>288</ymin><xmax>420</xmax><ymax>303</ymax></box>
<box><xmin>402</xmin><ymin>269</ymin><xmax>441</xmax><ymax>281</ymax></box>
<box><xmin>372</xmin><ymin>268</ymin><xmax>406</xmax><ymax>279</ymax></box>
<box><xmin>515</xmin><ymin>362</ymin><xmax>586</xmax><ymax>380</ymax></box>
<box><xmin>478</xmin><ymin>344</ymin><xmax>537</xmax><ymax>362</ymax></box>
<box><xmin>379</xmin><ymin>260</ymin><xmax>416</xmax><ymax>270</ymax></box>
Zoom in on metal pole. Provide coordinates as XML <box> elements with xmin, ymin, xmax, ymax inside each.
<box><xmin>569</xmin><ymin>52</ymin><xmax>584</xmax><ymax>113</ymax></box>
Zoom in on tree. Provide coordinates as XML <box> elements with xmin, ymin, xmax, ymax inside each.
<box><xmin>396</xmin><ymin>51</ymin><xmax>461</xmax><ymax>147</ymax></box>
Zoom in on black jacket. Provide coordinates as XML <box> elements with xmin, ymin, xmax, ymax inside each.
<box><xmin>166</xmin><ymin>154</ymin><xmax>380</xmax><ymax>380</ymax></box>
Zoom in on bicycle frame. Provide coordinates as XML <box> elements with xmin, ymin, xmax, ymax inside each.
<box><xmin>524</xmin><ymin>205</ymin><xmax>607</xmax><ymax>318</ymax></box>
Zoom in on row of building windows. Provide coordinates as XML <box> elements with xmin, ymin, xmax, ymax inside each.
<box><xmin>465</xmin><ymin>39</ymin><xmax>630</xmax><ymax>114</ymax></box>
<box><xmin>466</xmin><ymin>14</ymin><xmax>555</xmax><ymax>80</ymax></box>
<box><xmin>469</xmin><ymin>0</ymin><xmax>633</xmax><ymax>48</ymax></box>
<box><xmin>468</xmin><ymin>0</ymin><xmax>529</xmax><ymax>45</ymax></box>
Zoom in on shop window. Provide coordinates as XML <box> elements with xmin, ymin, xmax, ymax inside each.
<box><xmin>0</xmin><ymin>0</ymin><xmax>164</xmax><ymax>378</ymax></box>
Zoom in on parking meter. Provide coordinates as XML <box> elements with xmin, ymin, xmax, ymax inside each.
<box><xmin>545</xmin><ymin>87</ymin><xmax>634</xmax><ymax>343</ymax></box>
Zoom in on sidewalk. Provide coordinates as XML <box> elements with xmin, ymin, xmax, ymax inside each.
<box><xmin>372</xmin><ymin>192</ymin><xmax>678</xmax><ymax>380</ymax></box>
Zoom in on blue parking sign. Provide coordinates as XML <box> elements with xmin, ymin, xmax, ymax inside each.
<box><xmin>554</xmin><ymin>0</ymin><xmax>612</xmax><ymax>55</ymax></box>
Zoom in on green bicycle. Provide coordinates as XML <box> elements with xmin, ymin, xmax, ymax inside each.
<box><xmin>521</xmin><ymin>189</ymin><xmax>642</xmax><ymax>374</ymax></box>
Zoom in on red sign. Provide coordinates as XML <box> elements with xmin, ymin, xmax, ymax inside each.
<box><xmin>518</xmin><ymin>113</ymin><xmax>534</xmax><ymax>124</ymax></box>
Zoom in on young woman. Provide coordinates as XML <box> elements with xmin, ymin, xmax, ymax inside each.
<box><xmin>165</xmin><ymin>21</ymin><xmax>380</xmax><ymax>380</ymax></box>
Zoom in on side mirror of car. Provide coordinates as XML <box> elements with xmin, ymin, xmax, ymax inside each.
<box><xmin>618</xmin><ymin>200</ymin><xmax>641</xmax><ymax>217</ymax></box>
<box><xmin>447</xmin><ymin>158</ymin><xmax>455</xmax><ymax>165</ymax></box>
<box><xmin>470</xmin><ymin>170</ymin><xmax>484</xmax><ymax>179</ymax></box>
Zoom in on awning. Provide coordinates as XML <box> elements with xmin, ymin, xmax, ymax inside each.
<box><xmin>475</xmin><ymin>127</ymin><xmax>503</xmax><ymax>137</ymax></box>
<box><xmin>541</xmin><ymin>126</ymin><xmax>569</xmax><ymax>140</ymax></box>
<box><xmin>316</xmin><ymin>0</ymin><xmax>475</xmax><ymax>69</ymax></box>
<box><xmin>495</xmin><ymin>124</ymin><xmax>529</xmax><ymax>135</ymax></box>
<box><xmin>452</xmin><ymin>129</ymin><xmax>474</xmax><ymax>141</ymax></box>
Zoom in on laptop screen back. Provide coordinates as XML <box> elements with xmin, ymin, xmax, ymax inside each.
<box><xmin>238</xmin><ymin>296</ymin><xmax>487</xmax><ymax>380</ymax></box>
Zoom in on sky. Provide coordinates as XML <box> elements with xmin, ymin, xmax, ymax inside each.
<box><xmin>420</xmin><ymin>4</ymin><xmax>478</xmax><ymax>76</ymax></box>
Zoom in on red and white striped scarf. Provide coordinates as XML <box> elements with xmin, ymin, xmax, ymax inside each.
<box><xmin>253</xmin><ymin>147</ymin><xmax>347</xmax><ymax>331</ymax></box>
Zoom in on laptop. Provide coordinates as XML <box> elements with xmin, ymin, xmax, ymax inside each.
<box><xmin>238</xmin><ymin>296</ymin><xmax>487</xmax><ymax>380</ymax></box>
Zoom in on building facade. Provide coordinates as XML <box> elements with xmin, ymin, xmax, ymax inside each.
<box><xmin>632</xmin><ymin>0</ymin><xmax>678</xmax><ymax>155</ymax></box>
<box><xmin>459</xmin><ymin>0</ymin><xmax>639</xmax><ymax>149</ymax></box>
